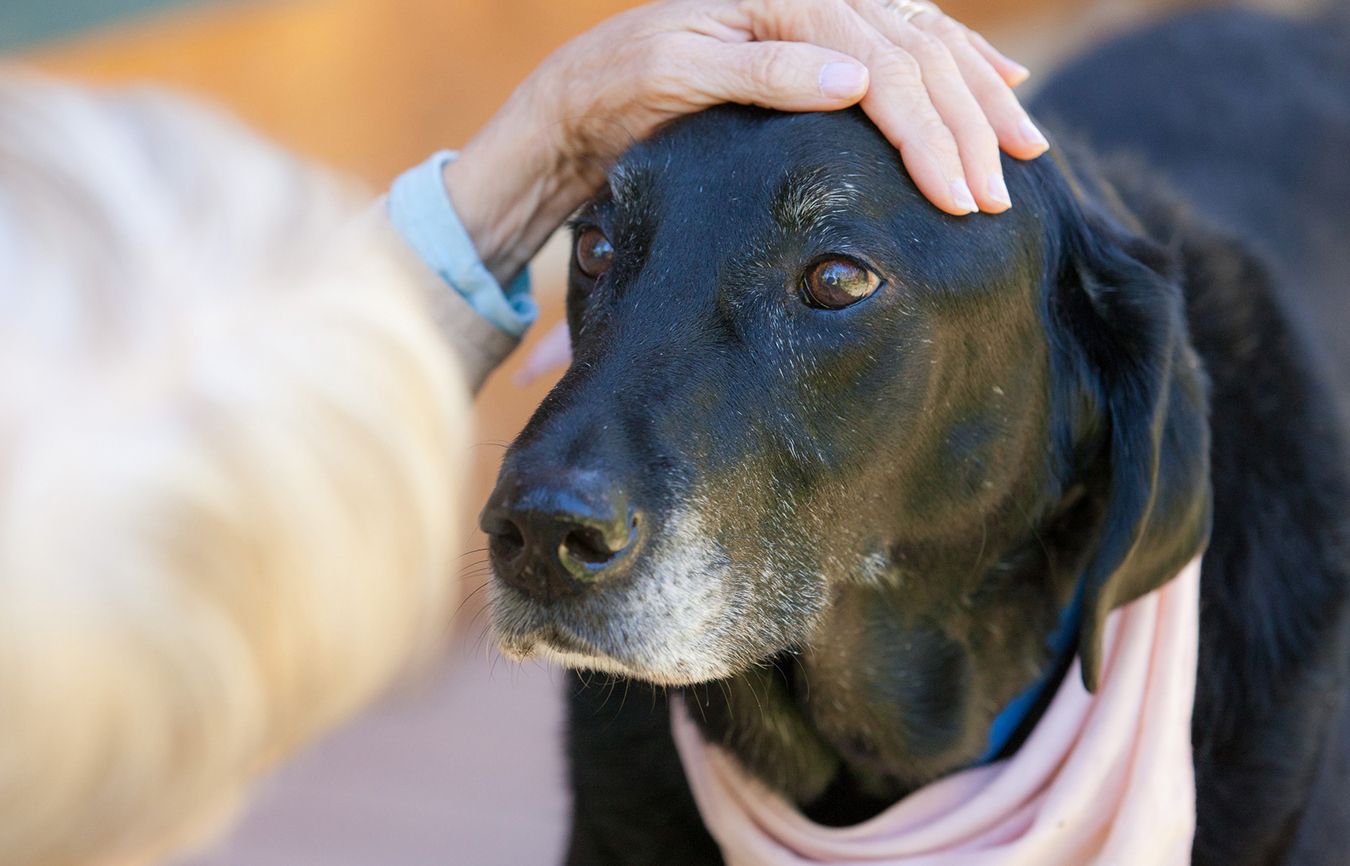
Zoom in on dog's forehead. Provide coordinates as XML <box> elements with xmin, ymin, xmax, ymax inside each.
<box><xmin>610</xmin><ymin>107</ymin><xmax>907</xmax><ymax>217</ymax></box>
<box><xmin>600</xmin><ymin>107</ymin><xmax>1037</xmax><ymax>295</ymax></box>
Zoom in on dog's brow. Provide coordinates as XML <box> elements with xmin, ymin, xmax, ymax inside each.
<box><xmin>772</xmin><ymin>165</ymin><xmax>862</xmax><ymax>231</ymax></box>
<box><xmin>608</xmin><ymin>163</ymin><xmax>655</xmax><ymax>211</ymax></box>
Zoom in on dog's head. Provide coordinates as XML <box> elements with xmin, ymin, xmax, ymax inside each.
<box><xmin>484</xmin><ymin>106</ymin><xmax>1209</xmax><ymax>775</ymax></box>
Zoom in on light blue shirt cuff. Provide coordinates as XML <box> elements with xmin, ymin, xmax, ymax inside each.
<box><xmin>387</xmin><ymin>149</ymin><xmax>537</xmax><ymax>337</ymax></box>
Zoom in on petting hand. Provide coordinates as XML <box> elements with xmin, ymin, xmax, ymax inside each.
<box><xmin>446</xmin><ymin>0</ymin><xmax>1046</xmax><ymax>286</ymax></box>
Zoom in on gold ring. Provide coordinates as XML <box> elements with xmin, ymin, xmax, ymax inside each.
<box><xmin>885</xmin><ymin>0</ymin><xmax>939</xmax><ymax>23</ymax></box>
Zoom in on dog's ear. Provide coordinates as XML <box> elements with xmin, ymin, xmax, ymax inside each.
<box><xmin>1055</xmin><ymin>205</ymin><xmax>1212</xmax><ymax>692</ymax></box>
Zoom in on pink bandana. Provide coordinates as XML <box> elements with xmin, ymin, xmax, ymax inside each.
<box><xmin>671</xmin><ymin>558</ymin><xmax>1202</xmax><ymax>866</ymax></box>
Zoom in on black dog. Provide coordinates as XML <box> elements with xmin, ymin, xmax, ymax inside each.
<box><xmin>482</xmin><ymin>7</ymin><xmax>1350</xmax><ymax>864</ymax></box>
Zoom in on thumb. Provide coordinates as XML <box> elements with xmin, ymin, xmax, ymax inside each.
<box><xmin>701</xmin><ymin>41</ymin><xmax>869</xmax><ymax>111</ymax></box>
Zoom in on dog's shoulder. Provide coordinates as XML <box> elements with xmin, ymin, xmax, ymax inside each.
<box><xmin>1089</xmin><ymin>154</ymin><xmax>1350</xmax><ymax>864</ymax></box>
<box><xmin>1186</xmin><ymin>219</ymin><xmax>1350</xmax><ymax>865</ymax></box>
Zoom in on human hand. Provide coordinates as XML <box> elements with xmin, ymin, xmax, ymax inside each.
<box><xmin>444</xmin><ymin>0</ymin><xmax>1046</xmax><ymax>288</ymax></box>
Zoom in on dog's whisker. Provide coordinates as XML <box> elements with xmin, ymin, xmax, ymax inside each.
<box><xmin>450</xmin><ymin>579</ymin><xmax>492</xmax><ymax>627</ymax></box>
<box><xmin>693</xmin><ymin>686</ymin><xmax>710</xmax><ymax>725</ymax></box>
<box><xmin>596</xmin><ymin>675</ymin><xmax>621</xmax><ymax>716</ymax></box>
<box><xmin>788</xmin><ymin>651</ymin><xmax>812</xmax><ymax>704</ymax></box>
<box><xmin>717</xmin><ymin>679</ymin><xmax>735</xmax><ymax>726</ymax></box>
<box><xmin>972</xmin><ymin>517</ymin><xmax>989</xmax><ymax>578</ymax></box>
<box><xmin>607</xmin><ymin>678</ymin><xmax>633</xmax><ymax>729</ymax></box>
<box><xmin>456</xmin><ymin>567</ymin><xmax>494</xmax><ymax>584</ymax></box>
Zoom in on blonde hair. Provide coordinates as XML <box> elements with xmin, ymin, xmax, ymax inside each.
<box><xmin>0</xmin><ymin>73</ymin><xmax>469</xmax><ymax>865</ymax></box>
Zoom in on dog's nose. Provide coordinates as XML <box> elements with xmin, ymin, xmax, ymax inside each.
<box><xmin>481</xmin><ymin>471</ymin><xmax>641</xmax><ymax>603</ymax></box>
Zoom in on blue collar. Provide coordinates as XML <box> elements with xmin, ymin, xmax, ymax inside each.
<box><xmin>974</xmin><ymin>579</ymin><xmax>1087</xmax><ymax>764</ymax></box>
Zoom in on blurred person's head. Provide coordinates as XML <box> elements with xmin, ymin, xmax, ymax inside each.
<box><xmin>0</xmin><ymin>73</ymin><xmax>469</xmax><ymax>866</ymax></box>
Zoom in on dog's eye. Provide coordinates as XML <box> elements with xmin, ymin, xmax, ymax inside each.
<box><xmin>575</xmin><ymin>227</ymin><xmax>614</xmax><ymax>279</ymax></box>
<box><xmin>802</xmin><ymin>257</ymin><xmax>881</xmax><ymax>309</ymax></box>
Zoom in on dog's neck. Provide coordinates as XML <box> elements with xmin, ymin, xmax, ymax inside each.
<box><xmin>684</xmin><ymin>481</ymin><xmax>1104</xmax><ymax>824</ymax></box>
<box><xmin>674</xmin><ymin>556</ymin><xmax>1204</xmax><ymax>862</ymax></box>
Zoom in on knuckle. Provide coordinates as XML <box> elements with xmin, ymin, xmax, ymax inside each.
<box><xmin>819</xmin><ymin>0</ymin><xmax>862</xmax><ymax>34</ymax></box>
<box><xmin>972</xmin><ymin>76</ymin><xmax>1022</xmax><ymax>114</ymax></box>
<box><xmin>964</xmin><ymin>126</ymin><xmax>1001</xmax><ymax>159</ymax></box>
<box><xmin>987</xmin><ymin>89</ymin><xmax>1027</xmax><ymax>122</ymax></box>
<box><xmin>876</xmin><ymin>48</ymin><xmax>923</xmax><ymax>81</ymax></box>
<box><xmin>744</xmin><ymin>0</ymin><xmax>780</xmax><ymax>20</ymax></box>
<box><xmin>919</xmin><ymin>113</ymin><xmax>951</xmax><ymax>137</ymax></box>
<box><xmin>630</xmin><ymin>52</ymin><xmax>663</xmax><ymax>92</ymax></box>
<box><xmin>927</xmin><ymin>15</ymin><xmax>966</xmax><ymax>41</ymax></box>
<box><xmin>805</xmin><ymin>0</ymin><xmax>850</xmax><ymax>33</ymax></box>
<box><xmin>748</xmin><ymin>43</ymin><xmax>794</xmax><ymax>92</ymax></box>
<box><xmin>905</xmin><ymin>31</ymin><xmax>950</xmax><ymax>65</ymax></box>
<box><xmin>753</xmin><ymin>0</ymin><xmax>820</xmax><ymax>33</ymax></box>
<box><xmin>917</xmin><ymin>114</ymin><xmax>958</xmax><ymax>150</ymax></box>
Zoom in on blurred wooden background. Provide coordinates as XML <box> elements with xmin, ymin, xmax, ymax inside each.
<box><xmin>13</xmin><ymin>0</ymin><xmax>1273</xmax><ymax>862</ymax></box>
<box><xmin>26</xmin><ymin>0</ymin><xmax>1202</xmax><ymax>187</ymax></box>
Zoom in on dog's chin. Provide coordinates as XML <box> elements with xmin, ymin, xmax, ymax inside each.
<box><xmin>497</xmin><ymin>625</ymin><xmax>635</xmax><ymax>675</ymax></box>
<box><xmin>496</xmin><ymin>623</ymin><xmax>743</xmax><ymax>687</ymax></box>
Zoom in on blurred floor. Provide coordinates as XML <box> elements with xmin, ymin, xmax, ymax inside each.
<box><xmin>186</xmin><ymin>647</ymin><xmax>573</xmax><ymax>866</ymax></box>
<box><xmin>8</xmin><ymin>0</ymin><xmax>1291</xmax><ymax>862</ymax></box>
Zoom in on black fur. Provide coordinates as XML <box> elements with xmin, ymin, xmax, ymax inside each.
<box><xmin>484</xmin><ymin>8</ymin><xmax>1350</xmax><ymax>864</ymax></box>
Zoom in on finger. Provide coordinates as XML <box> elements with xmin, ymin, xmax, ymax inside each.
<box><xmin>695</xmin><ymin>39</ymin><xmax>871</xmax><ymax>111</ymax></box>
<box><xmin>850</xmin><ymin>1</ymin><xmax>1006</xmax><ymax>212</ymax></box>
<box><xmin>741</xmin><ymin>0</ymin><xmax>976</xmax><ymax>215</ymax></box>
<box><xmin>965</xmin><ymin>27</ymin><xmax>1030</xmax><ymax>87</ymax></box>
<box><xmin>911</xmin><ymin>14</ymin><xmax>1050</xmax><ymax>161</ymax></box>
<box><xmin>515</xmin><ymin>320</ymin><xmax>572</xmax><ymax>386</ymax></box>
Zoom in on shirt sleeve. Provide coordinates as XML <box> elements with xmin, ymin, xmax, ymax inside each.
<box><xmin>386</xmin><ymin>149</ymin><xmax>538</xmax><ymax>338</ymax></box>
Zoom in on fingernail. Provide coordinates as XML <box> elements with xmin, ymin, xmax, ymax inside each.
<box><xmin>1020</xmin><ymin>118</ymin><xmax>1050</xmax><ymax>150</ymax></box>
<box><xmin>951</xmin><ymin>179</ymin><xmax>979</xmax><ymax>214</ymax></box>
<box><xmin>988</xmin><ymin>173</ymin><xmax>1012</xmax><ymax>208</ymax></box>
<box><xmin>819</xmin><ymin>62</ymin><xmax>868</xmax><ymax>99</ymax></box>
<box><xmin>1008</xmin><ymin>61</ymin><xmax>1031</xmax><ymax>84</ymax></box>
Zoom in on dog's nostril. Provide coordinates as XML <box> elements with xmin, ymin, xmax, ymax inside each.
<box><xmin>561</xmin><ymin>526</ymin><xmax>617</xmax><ymax>566</ymax></box>
<box><xmin>558</xmin><ymin>511</ymin><xmax>639</xmax><ymax>578</ymax></box>
<box><xmin>487</xmin><ymin>518</ymin><xmax>526</xmax><ymax>562</ymax></box>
